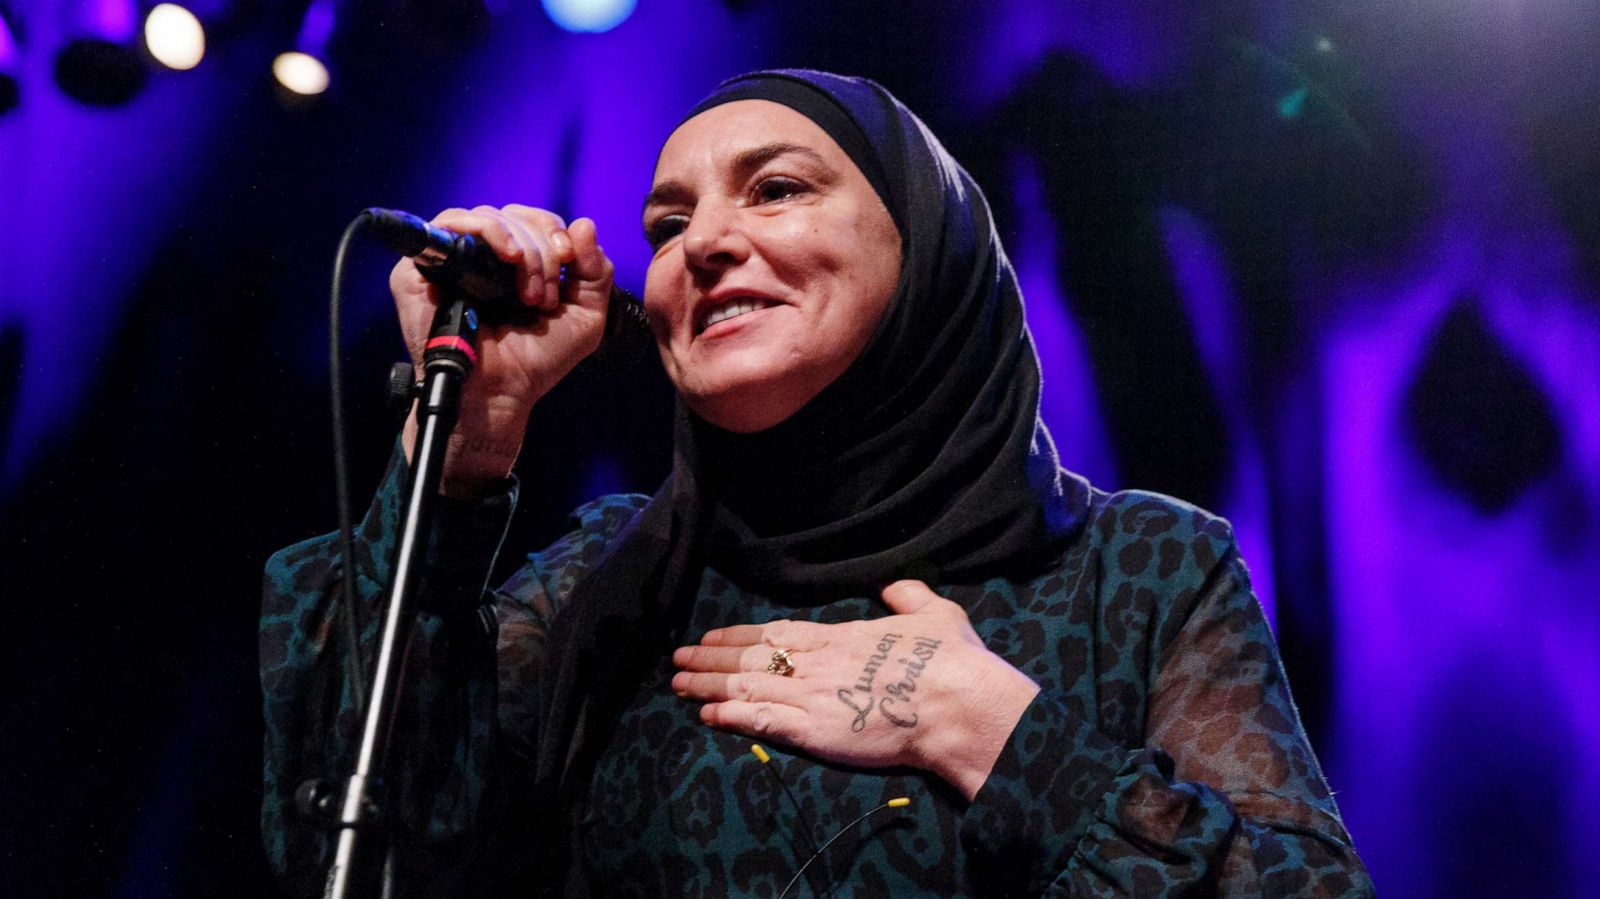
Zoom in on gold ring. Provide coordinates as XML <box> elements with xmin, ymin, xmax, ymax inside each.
<box><xmin>766</xmin><ymin>649</ymin><xmax>795</xmax><ymax>677</ymax></box>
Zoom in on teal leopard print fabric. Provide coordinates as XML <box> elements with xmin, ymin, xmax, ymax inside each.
<box><xmin>261</xmin><ymin>453</ymin><xmax>1371</xmax><ymax>896</ymax></box>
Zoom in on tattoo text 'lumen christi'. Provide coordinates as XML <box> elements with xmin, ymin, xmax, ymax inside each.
<box><xmin>837</xmin><ymin>689</ymin><xmax>874</xmax><ymax>733</ymax></box>
<box><xmin>855</xmin><ymin>633</ymin><xmax>900</xmax><ymax>694</ymax></box>
<box><xmin>834</xmin><ymin>635</ymin><xmax>942</xmax><ymax>731</ymax></box>
<box><xmin>838</xmin><ymin>633</ymin><xmax>900</xmax><ymax>731</ymax></box>
<box><xmin>879</xmin><ymin>638</ymin><xmax>941</xmax><ymax>727</ymax></box>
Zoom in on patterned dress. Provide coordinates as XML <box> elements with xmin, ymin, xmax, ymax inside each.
<box><xmin>261</xmin><ymin>451</ymin><xmax>1372</xmax><ymax>897</ymax></box>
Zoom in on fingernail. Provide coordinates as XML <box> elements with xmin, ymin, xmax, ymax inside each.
<box><xmin>552</xmin><ymin>230</ymin><xmax>573</xmax><ymax>255</ymax></box>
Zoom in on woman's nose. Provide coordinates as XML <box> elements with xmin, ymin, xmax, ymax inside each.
<box><xmin>681</xmin><ymin>201</ymin><xmax>750</xmax><ymax>272</ymax></box>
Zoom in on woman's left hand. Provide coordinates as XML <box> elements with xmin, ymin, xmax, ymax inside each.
<box><xmin>670</xmin><ymin>580</ymin><xmax>1040</xmax><ymax>802</ymax></box>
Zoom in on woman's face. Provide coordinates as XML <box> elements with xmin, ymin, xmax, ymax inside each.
<box><xmin>642</xmin><ymin>99</ymin><xmax>902</xmax><ymax>433</ymax></box>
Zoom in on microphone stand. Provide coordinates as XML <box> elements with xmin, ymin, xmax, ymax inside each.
<box><xmin>323</xmin><ymin>294</ymin><xmax>482</xmax><ymax>899</ymax></box>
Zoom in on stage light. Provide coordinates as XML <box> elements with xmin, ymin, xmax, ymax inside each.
<box><xmin>54</xmin><ymin>0</ymin><xmax>147</xmax><ymax>106</ymax></box>
<box><xmin>144</xmin><ymin>4</ymin><xmax>204</xmax><ymax>71</ymax></box>
<box><xmin>274</xmin><ymin>0</ymin><xmax>333</xmax><ymax>97</ymax></box>
<box><xmin>273</xmin><ymin>50</ymin><xmax>327</xmax><ymax>95</ymax></box>
<box><xmin>542</xmin><ymin>0</ymin><xmax>636</xmax><ymax>33</ymax></box>
<box><xmin>0</xmin><ymin>9</ymin><xmax>19</xmax><ymax>116</ymax></box>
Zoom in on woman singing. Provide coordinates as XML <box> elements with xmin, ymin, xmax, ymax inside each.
<box><xmin>261</xmin><ymin>70</ymin><xmax>1371</xmax><ymax>897</ymax></box>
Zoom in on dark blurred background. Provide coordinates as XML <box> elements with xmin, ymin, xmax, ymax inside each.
<box><xmin>2</xmin><ymin>0</ymin><xmax>1597</xmax><ymax>896</ymax></box>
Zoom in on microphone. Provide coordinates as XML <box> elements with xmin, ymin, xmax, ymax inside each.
<box><xmin>361</xmin><ymin>206</ymin><xmax>650</xmax><ymax>347</ymax></box>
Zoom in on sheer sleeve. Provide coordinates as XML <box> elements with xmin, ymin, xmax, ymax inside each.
<box><xmin>259</xmin><ymin>447</ymin><xmax>518</xmax><ymax>896</ymax></box>
<box><xmin>259</xmin><ymin>446</ymin><xmax>649</xmax><ymax>897</ymax></box>
<box><xmin>960</xmin><ymin>544</ymin><xmax>1373</xmax><ymax>897</ymax></box>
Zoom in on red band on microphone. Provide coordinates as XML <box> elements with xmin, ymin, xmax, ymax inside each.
<box><xmin>425</xmin><ymin>336</ymin><xmax>478</xmax><ymax>365</ymax></box>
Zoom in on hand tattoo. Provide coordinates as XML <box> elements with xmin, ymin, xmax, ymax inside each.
<box><xmin>836</xmin><ymin>689</ymin><xmax>875</xmax><ymax>732</ymax></box>
<box><xmin>835</xmin><ymin>635</ymin><xmax>942</xmax><ymax>731</ymax></box>
<box><xmin>880</xmin><ymin>638</ymin><xmax>941</xmax><ymax>727</ymax></box>
<box><xmin>853</xmin><ymin>633</ymin><xmax>900</xmax><ymax>694</ymax></box>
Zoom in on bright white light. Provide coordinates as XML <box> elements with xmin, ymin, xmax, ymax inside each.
<box><xmin>145</xmin><ymin>4</ymin><xmax>205</xmax><ymax>71</ymax></box>
<box><xmin>541</xmin><ymin>0</ymin><xmax>636</xmax><ymax>33</ymax></box>
<box><xmin>273</xmin><ymin>51</ymin><xmax>329</xmax><ymax>96</ymax></box>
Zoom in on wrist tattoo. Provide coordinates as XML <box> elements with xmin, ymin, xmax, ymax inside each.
<box><xmin>835</xmin><ymin>635</ymin><xmax>942</xmax><ymax>731</ymax></box>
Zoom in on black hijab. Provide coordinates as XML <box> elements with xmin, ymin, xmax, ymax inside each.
<box><xmin>525</xmin><ymin>69</ymin><xmax>1090</xmax><ymax>889</ymax></box>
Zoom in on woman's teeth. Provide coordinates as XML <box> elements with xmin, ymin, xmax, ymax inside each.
<box><xmin>702</xmin><ymin>298</ymin><xmax>773</xmax><ymax>330</ymax></box>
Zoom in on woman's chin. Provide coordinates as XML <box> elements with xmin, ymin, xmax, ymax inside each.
<box><xmin>683</xmin><ymin>379</ymin><xmax>811</xmax><ymax>434</ymax></box>
<box><xmin>673</xmin><ymin>345</ymin><xmax>849</xmax><ymax>433</ymax></box>
<box><xmin>688</xmin><ymin>397</ymin><xmax>799</xmax><ymax>434</ymax></box>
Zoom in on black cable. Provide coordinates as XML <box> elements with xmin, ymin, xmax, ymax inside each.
<box><xmin>751</xmin><ymin>745</ymin><xmax>835</xmax><ymax>899</ymax></box>
<box><xmin>777</xmin><ymin>797</ymin><xmax>912</xmax><ymax>899</ymax></box>
<box><xmin>325</xmin><ymin>207</ymin><xmax>649</xmax><ymax>723</ymax></box>
<box><xmin>330</xmin><ymin>212</ymin><xmax>376</xmax><ymax>716</ymax></box>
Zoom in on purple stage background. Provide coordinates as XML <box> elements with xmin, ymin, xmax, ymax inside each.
<box><xmin>2</xmin><ymin>1</ymin><xmax>1597</xmax><ymax>896</ymax></box>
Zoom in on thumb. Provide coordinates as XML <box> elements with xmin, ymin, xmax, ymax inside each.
<box><xmin>561</xmin><ymin>217</ymin><xmax>614</xmax><ymax>312</ymax></box>
<box><xmin>880</xmin><ymin>580</ymin><xmax>948</xmax><ymax>616</ymax></box>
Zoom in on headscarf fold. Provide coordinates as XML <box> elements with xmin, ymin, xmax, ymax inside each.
<box><xmin>527</xmin><ymin>69</ymin><xmax>1090</xmax><ymax>891</ymax></box>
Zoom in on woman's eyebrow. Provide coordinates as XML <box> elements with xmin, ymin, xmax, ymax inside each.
<box><xmin>642</xmin><ymin>142</ymin><xmax>833</xmax><ymax>215</ymax></box>
<box><xmin>642</xmin><ymin>181</ymin><xmax>694</xmax><ymax>216</ymax></box>
<box><xmin>730</xmin><ymin>142</ymin><xmax>829</xmax><ymax>176</ymax></box>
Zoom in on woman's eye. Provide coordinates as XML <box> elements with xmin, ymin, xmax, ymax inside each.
<box><xmin>646</xmin><ymin>214</ymin><xmax>688</xmax><ymax>249</ymax></box>
<box><xmin>754</xmin><ymin>177</ymin><xmax>806</xmax><ymax>204</ymax></box>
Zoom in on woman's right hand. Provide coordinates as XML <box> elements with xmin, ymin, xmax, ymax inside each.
<box><xmin>394</xmin><ymin>204</ymin><xmax>614</xmax><ymax>499</ymax></box>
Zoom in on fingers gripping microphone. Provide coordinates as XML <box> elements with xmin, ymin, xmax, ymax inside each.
<box><xmin>361</xmin><ymin>207</ymin><xmax>650</xmax><ymax>346</ymax></box>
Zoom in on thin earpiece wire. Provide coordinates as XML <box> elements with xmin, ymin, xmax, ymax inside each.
<box><xmin>751</xmin><ymin>744</ymin><xmax>834</xmax><ymax>899</ymax></box>
<box><xmin>777</xmin><ymin>797</ymin><xmax>914</xmax><ymax>899</ymax></box>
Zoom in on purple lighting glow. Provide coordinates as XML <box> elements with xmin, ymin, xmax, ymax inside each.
<box><xmin>75</xmin><ymin>0</ymin><xmax>138</xmax><ymax>42</ymax></box>
<box><xmin>296</xmin><ymin>0</ymin><xmax>337</xmax><ymax>57</ymax></box>
<box><xmin>1158</xmin><ymin>205</ymin><xmax>1277</xmax><ymax>627</ymax></box>
<box><xmin>962</xmin><ymin>0</ymin><xmax>1203</xmax><ymax>106</ymax></box>
<box><xmin>1312</xmin><ymin>18</ymin><xmax>1600</xmax><ymax>882</ymax></box>
<box><xmin>1324</xmin><ymin>223</ymin><xmax>1600</xmax><ymax>895</ymax></box>
<box><xmin>1007</xmin><ymin>151</ymin><xmax>1117</xmax><ymax>491</ymax></box>
<box><xmin>1</xmin><ymin>3</ymin><xmax>1597</xmax><ymax>893</ymax></box>
<box><xmin>0</xmin><ymin>1</ymin><xmax>246</xmax><ymax>492</ymax></box>
<box><xmin>425</xmin><ymin>0</ymin><xmax>761</xmax><ymax>295</ymax></box>
<box><xmin>0</xmin><ymin>15</ymin><xmax>18</xmax><ymax>69</ymax></box>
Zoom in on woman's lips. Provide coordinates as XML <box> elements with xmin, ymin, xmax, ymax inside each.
<box><xmin>695</xmin><ymin>296</ymin><xmax>780</xmax><ymax>335</ymax></box>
